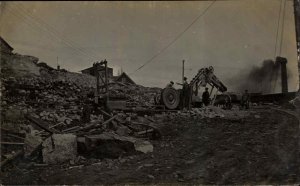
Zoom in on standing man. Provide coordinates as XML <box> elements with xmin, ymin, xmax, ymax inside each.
<box><xmin>202</xmin><ymin>87</ymin><xmax>210</xmax><ymax>106</ymax></box>
<box><xmin>82</xmin><ymin>101</ymin><xmax>91</xmax><ymax>123</ymax></box>
<box><xmin>241</xmin><ymin>89</ymin><xmax>250</xmax><ymax>109</ymax></box>
<box><xmin>182</xmin><ymin>77</ymin><xmax>190</xmax><ymax>110</ymax></box>
<box><xmin>166</xmin><ymin>81</ymin><xmax>174</xmax><ymax>88</ymax></box>
<box><xmin>177</xmin><ymin>77</ymin><xmax>190</xmax><ymax>110</ymax></box>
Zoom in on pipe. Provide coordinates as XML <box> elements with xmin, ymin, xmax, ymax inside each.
<box><xmin>276</xmin><ymin>56</ymin><xmax>288</xmax><ymax>93</ymax></box>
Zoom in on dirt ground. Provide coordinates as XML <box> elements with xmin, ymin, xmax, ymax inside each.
<box><xmin>2</xmin><ymin>108</ymin><xmax>300</xmax><ymax>185</ymax></box>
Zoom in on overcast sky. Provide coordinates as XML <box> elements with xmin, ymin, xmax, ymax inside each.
<box><xmin>0</xmin><ymin>1</ymin><xmax>298</xmax><ymax>91</ymax></box>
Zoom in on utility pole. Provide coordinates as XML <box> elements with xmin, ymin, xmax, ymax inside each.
<box><xmin>94</xmin><ymin>60</ymin><xmax>109</xmax><ymax>105</ymax></box>
<box><xmin>293</xmin><ymin>0</ymin><xmax>300</xmax><ymax>90</ymax></box>
<box><xmin>104</xmin><ymin>59</ymin><xmax>109</xmax><ymax>104</ymax></box>
<box><xmin>182</xmin><ymin>60</ymin><xmax>185</xmax><ymax>84</ymax></box>
<box><xmin>57</xmin><ymin>56</ymin><xmax>60</xmax><ymax>70</ymax></box>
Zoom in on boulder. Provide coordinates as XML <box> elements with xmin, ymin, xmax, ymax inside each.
<box><xmin>116</xmin><ymin>125</ymin><xmax>132</xmax><ymax>136</ymax></box>
<box><xmin>290</xmin><ymin>92</ymin><xmax>300</xmax><ymax>110</ymax></box>
<box><xmin>42</xmin><ymin>134</ymin><xmax>77</xmax><ymax>164</ymax></box>
<box><xmin>24</xmin><ymin>133</ymin><xmax>43</xmax><ymax>157</ymax></box>
<box><xmin>134</xmin><ymin>140</ymin><xmax>153</xmax><ymax>154</ymax></box>
<box><xmin>84</xmin><ymin>132</ymin><xmax>153</xmax><ymax>158</ymax></box>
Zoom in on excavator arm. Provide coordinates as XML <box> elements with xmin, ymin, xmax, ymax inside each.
<box><xmin>158</xmin><ymin>66</ymin><xmax>227</xmax><ymax>110</ymax></box>
<box><xmin>190</xmin><ymin>66</ymin><xmax>227</xmax><ymax>96</ymax></box>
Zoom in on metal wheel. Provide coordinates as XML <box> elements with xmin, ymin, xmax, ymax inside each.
<box><xmin>161</xmin><ymin>87</ymin><xmax>180</xmax><ymax>109</ymax></box>
<box><xmin>154</xmin><ymin>94</ymin><xmax>161</xmax><ymax>105</ymax></box>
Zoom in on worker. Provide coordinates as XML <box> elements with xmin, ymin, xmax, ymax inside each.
<box><xmin>202</xmin><ymin>87</ymin><xmax>210</xmax><ymax>106</ymax></box>
<box><xmin>241</xmin><ymin>89</ymin><xmax>250</xmax><ymax>109</ymax></box>
<box><xmin>224</xmin><ymin>95</ymin><xmax>232</xmax><ymax>110</ymax></box>
<box><xmin>82</xmin><ymin>100</ymin><xmax>91</xmax><ymax>123</ymax></box>
<box><xmin>166</xmin><ymin>81</ymin><xmax>174</xmax><ymax>88</ymax></box>
<box><xmin>182</xmin><ymin>77</ymin><xmax>190</xmax><ymax>110</ymax></box>
<box><xmin>176</xmin><ymin>77</ymin><xmax>190</xmax><ymax>110</ymax></box>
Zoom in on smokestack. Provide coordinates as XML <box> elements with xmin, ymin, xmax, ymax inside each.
<box><xmin>276</xmin><ymin>56</ymin><xmax>288</xmax><ymax>93</ymax></box>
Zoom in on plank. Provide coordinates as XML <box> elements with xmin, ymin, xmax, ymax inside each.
<box><xmin>25</xmin><ymin>114</ymin><xmax>60</xmax><ymax>134</ymax></box>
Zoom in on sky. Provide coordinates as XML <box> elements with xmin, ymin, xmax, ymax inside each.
<box><xmin>0</xmin><ymin>1</ymin><xmax>299</xmax><ymax>92</ymax></box>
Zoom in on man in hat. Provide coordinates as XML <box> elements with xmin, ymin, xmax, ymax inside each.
<box><xmin>241</xmin><ymin>89</ymin><xmax>250</xmax><ymax>109</ymax></box>
<box><xmin>177</xmin><ymin>77</ymin><xmax>190</xmax><ymax>110</ymax></box>
<box><xmin>166</xmin><ymin>81</ymin><xmax>174</xmax><ymax>88</ymax></box>
<box><xmin>202</xmin><ymin>87</ymin><xmax>210</xmax><ymax>106</ymax></box>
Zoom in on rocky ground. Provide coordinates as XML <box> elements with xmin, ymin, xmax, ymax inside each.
<box><xmin>1</xmin><ymin>53</ymin><xmax>300</xmax><ymax>185</ymax></box>
<box><xmin>2</xmin><ymin>107</ymin><xmax>299</xmax><ymax>185</ymax></box>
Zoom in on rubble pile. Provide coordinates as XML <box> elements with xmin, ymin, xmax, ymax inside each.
<box><xmin>0</xmin><ymin>58</ymin><xmax>163</xmax><ymax>168</ymax></box>
<box><xmin>165</xmin><ymin>106</ymin><xmax>251</xmax><ymax>120</ymax></box>
<box><xmin>109</xmin><ymin>83</ymin><xmax>160</xmax><ymax>107</ymax></box>
<box><xmin>1</xmin><ymin>75</ymin><xmax>159</xmax><ymax>125</ymax></box>
<box><xmin>1</xmin><ymin>53</ymin><xmax>40</xmax><ymax>78</ymax></box>
<box><xmin>2</xmin><ymin>76</ymin><xmax>91</xmax><ymax>125</ymax></box>
<box><xmin>45</xmin><ymin>70</ymin><xmax>96</xmax><ymax>88</ymax></box>
<box><xmin>290</xmin><ymin>90</ymin><xmax>300</xmax><ymax>111</ymax></box>
<box><xmin>2</xmin><ymin>110</ymin><xmax>161</xmax><ymax>166</ymax></box>
<box><xmin>1</xmin><ymin>74</ymin><xmax>162</xmax><ymax>166</ymax></box>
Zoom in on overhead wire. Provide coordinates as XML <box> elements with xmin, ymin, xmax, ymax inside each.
<box><xmin>3</xmin><ymin>6</ymin><xmax>78</xmax><ymax>55</ymax></box>
<box><xmin>271</xmin><ymin>0</ymin><xmax>286</xmax><ymax>93</ymax></box>
<box><xmin>14</xmin><ymin>3</ymin><xmax>100</xmax><ymax>61</ymax></box>
<box><xmin>274</xmin><ymin>0</ymin><xmax>283</xmax><ymax>58</ymax></box>
<box><xmin>6</xmin><ymin>3</ymin><xmax>99</xmax><ymax>62</ymax></box>
<box><xmin>129</xmin><ymin>0</ymin><xmax>216</xmax><ymax>75</ymax></box>
<box><xmin>279</xmin><ymin>0</ymin><xmax>287</xmax><ymax>56</ymax></box>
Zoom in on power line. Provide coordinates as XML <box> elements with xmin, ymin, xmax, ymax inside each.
<box><xmin>274</xmin><ymin>0</ymin><xmax>283</xmax><ymax>58</ymax></box>
<box><xmin>6</xmin><ymin>6</ymin><xmax>96</xmax><ymax>61</ymax></box>
<box><xmin>272</xmin><ymin>0</ymin><xmax>287</xmax><ymax>93</ymax></box>
<box><xmin>14</xmin><ymin>3</ymin><xmax>99</xmax><ymax>61</ymax></box>
<box><xmin>4</xmin><ymin>6</ymin><xmax>76</xmax><ymax>55</ymax></box>
<box><xmin>7</xmin><ymin>3</ymin><xmax>99</xmax><ymax>62</ymax></box>
<box><xmin>129</xmin><ymin>0</ymin><xmax>216</xmax><ymax>75</ymax></box>
<box><xmin>279</xmin><ymin>0</ymin><xmax>287</xmax><ymax>55</ymax></box>
<box><xmin>271</xmin><ymin>0</ymin><xmax>285</xmax><ymax>93</ymax></box>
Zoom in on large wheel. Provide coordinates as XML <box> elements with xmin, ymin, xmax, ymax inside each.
<box><xmin>161</xmin><ymin>87</ymin><xmax>180</xmax><ymax>109</ymax></box>
<box><xmin>154</xmin><ymin>94</ymin><xmax>161</xmax><ymax>105</ymax></box>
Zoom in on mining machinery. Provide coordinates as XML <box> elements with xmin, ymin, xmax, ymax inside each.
<box><xmin>156</xmin><ymin>66</ymin><xmax>227</xmax><ymax>109</ymax></box>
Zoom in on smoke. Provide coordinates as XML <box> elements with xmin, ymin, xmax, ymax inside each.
<box><xmin>229</xmin><ymin>59</ymin><xmax>282</xmax><ymax>94</ymax></box>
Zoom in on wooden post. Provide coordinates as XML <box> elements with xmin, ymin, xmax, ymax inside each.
<box><xmin>25</xmin><ymin>114</ymin><xmax>60</xmax><ymax>134</ymax></box>
<box><xmin>212</xmin><ymin>89</ymin><xmax>219</xmax><ymax>106</ymax></box>
<box><xmin>293</xmin><ymin>0</ymin><xmax>300</xmax><ymax>90</ymax></box>
<box><xmin>95</xmin><ymin>62</ymin><xmax>99</xmax><ymax>104</ymax></box>
<box><xmin>210</xmin><ymin>86</ymin><xmax>215</xmax><ymax>97</ymax></box>
<box><xmin>104</xmin><ymin>60</ymin><xmax>109</xmax><ymax>103</ymax></box>
<box><xmin>182</xmin><ymin>60</ymin><xmax>185</xmax><ymax>84</ymax></box>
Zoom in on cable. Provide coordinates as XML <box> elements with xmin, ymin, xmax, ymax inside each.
<box><xmin>8</xmin><ymin>3</ymin><xmax>98</xmax><ymax>61</ymax></box>
<box><xmin>14</xmin><ymin>3</ymin><xmax>99</xmax><ymax>61</ymax></box>
<box><xmin>271</xmin><ymin>0</ymin><xmax>284</xmax><ymax>93</ymax></box>
<box><xmin>15</xmin><ymin>3</ymin><xmax>99</xmax><ymax>60</ymax></box>
<box><xmin>272</xmin><ymin>0</ymin><xmax>287</xmax><ymax>93</ymax></box>
<box><xmin>274</xmin><ymin>0</ymin><xmax>283</xmax><ymax>58</ymax></box>
<box><xmin>6</xmin><ymin>6</ymin><xmax>97</xmax><ymax>62</ymax></box>
<box><xmin>129</xmin><ymin>0</ymin><xmax>216</xmax><ymax>75</ymax></box>
<box><xmin>279</xmin><ymin>0</ymin><xmax>287</xmax><ymax>56</ymax></box>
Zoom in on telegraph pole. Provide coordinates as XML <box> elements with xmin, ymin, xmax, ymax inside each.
<box><xmin>182</xmin><ymin>60</ymin><xmax>185</xmax><ymax>84</ymax></box>
<box><xmin>57</xmin><ymin>56</ymin><xmax>60</xmax><ymax>70</ymax></box>
<box><xmin>293</xmin><ymin>0</ymin><xmax>300</xmax><ymax>89</ymax></box>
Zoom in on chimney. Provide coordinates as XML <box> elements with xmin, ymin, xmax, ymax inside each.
<box><xmin>276</xmin><ymin>56</ymin><xmax>288</xmax><ymax>93</ymax></box>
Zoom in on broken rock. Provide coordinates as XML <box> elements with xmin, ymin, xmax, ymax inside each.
<box><xmin>42</xmin><ymin>134</ymin><xmax>77</xmax><ymax>164</ymax></box>
<box><xmin>24</xmin><ymin>133</ymin><xmax>43</xmax><ymax>157</ymax></box>
<box><xmin>84</xmin><ymin>132</ymin><xmax>153</xmax><ymax>158</ymax></box>
<box><xmin>116</xmin><ymin>125</ymin><xmax>132</xmax><ymax>136</ymax></box>
<box><xmin>134</xmin><ymin>140</ymin><xmax>153</xmax><ymax>154</ymax></box>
